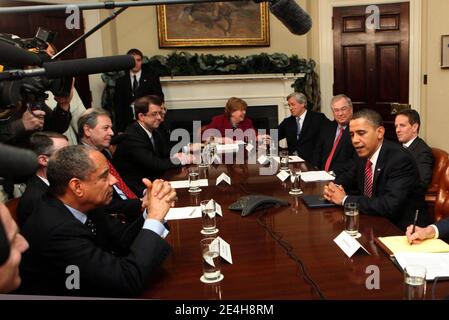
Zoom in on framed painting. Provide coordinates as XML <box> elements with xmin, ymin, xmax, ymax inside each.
<box><xmin>156</xmin><ymin>1</ymin><xmax>270</xmax><ymax>47</ymax></box>
<box><xmin>441</xmin><ymin>35</ymin><xmax>449</xmax><ymax>68</ymax></box>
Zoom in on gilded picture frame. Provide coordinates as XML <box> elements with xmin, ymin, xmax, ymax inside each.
<box><xmin>441</xmin><ymin>35</ymin><xmax>449</xmax><ymax>68</ymax></box>
<box><xmin>156</xmin><ymin>1</ymin><xmax>270</xmax><ymax>47</ymax></box>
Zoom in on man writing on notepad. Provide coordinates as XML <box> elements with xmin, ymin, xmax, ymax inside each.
<box><xmin>406</xmin><ymin>219</ymin><xmax>449</xmax><ymax>244</ymax></box>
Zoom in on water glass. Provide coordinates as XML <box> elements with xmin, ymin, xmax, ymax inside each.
<box><xmin>344</xmin><ymin>202</ymin><xmax>359</xmax><ymax>237</ymax></box>
<box><xmin>200</xmin><ymin>237</ymin><xmax>222</xmax><ymax>283</ymax></box>
<box><xmin>404</xmin><ymin>265</ymin><xmax>426</xmax><ymax>300</ymax></box>
<box><xmin>289</xmin><ymin>170</ymin><xmax>303</xmax><ymax>195</ymax></box>
<box><xmin>279</xmin><ymin>150</ymin><xmax>289</xmax><ymax>171</ymax></box>
<box><xmin>201</xmin><ymin>199</ymin><xmax>217</xmax><ymax>234</ymax></box>
<box><xmin>188</xmin><ymin>166</ymin><xmax>201</xmax><ymax>193</ymax></box>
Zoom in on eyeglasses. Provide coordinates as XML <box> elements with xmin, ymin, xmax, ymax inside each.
<box><xmin>145</xmin><ymin>111</ymin><xmax>163</xmax><ymax>118</ymax></box>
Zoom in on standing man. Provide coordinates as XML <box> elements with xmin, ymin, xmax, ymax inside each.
<box><xmin>323</xmin><ymin>109</ymin><xmax>431</xmax><ymax>231</ymax></box>
<box><xmin>17</xmin><ymin>132</ymin><xmax>69</xmax><ymax>227</ymax></box>
<box><xmin>113</xmin><ymin>48</ymin><xmax>164</xmax><ymax>132</ymax></box>
<box><xmin>18</xmin><ymin>145</ymin><xmax>176</xmax><ymax>297</ymax></box>
<box><xmin>114</xmin><ymin>95</ymin><xmax>192</xmax><ymax>194</ymax></box>
<box><xmin>277</xmin><ymin>92</ymin><xmax>329</xmax><ymax>163</ymax></box>
<box><xmin>312</xmin><ymin>94</ymin><xmax>356</xmax><ymax>176</ymax></box>
<box><xmin>395</xmin><ymin>109</ymin><xmax>434</xmax><ymax>189</ymax></box>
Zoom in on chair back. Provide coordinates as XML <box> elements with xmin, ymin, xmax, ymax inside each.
<box><xmin>4</xmin><ymin>197</ymin><xmax>20</xmax><ymax>224</ymax></box>
<box><xmin>435</xmin><ymin>165</ymin><xmax>449</xmax><ymax>221</ymax></box>
<box><xmin>425</xmin><ymin>148</ymin><xmax>449</xmax><ymax>202</ymax></box>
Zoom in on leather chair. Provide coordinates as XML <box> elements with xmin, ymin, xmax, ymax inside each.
<box><xmin>434</xmin><ymin>165</ymin><xmax>449</xmax><ymax>222</ymax></box>
<box><xmin>4</xmin><ymin>197</ymin><xmax>20</xmax><ymax>224</ymax></box>
<box><xmin>425</xmin><ymin>148</ymin><xmax>449</xmax><ymax>203</ymax></box>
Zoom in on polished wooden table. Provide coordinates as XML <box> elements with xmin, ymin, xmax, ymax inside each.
<box><xmin>141</xmin><ymin>161</ymin><xmax>448</xmax><ymax>300</ymax></box>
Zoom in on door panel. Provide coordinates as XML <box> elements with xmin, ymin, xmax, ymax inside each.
<box><xmin>333</xmin><ymin>2</ymin><xmax>409</xmax><ymax>140</ymax></box>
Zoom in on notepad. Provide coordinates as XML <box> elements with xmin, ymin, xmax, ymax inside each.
<box><xmin>376</xmin><ymin>236</ymin><xmax>449</xmax><ymax>256</ymax></box>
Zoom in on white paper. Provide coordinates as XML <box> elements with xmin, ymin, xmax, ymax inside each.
<box><xmin>215</xmin><ymin>201</ymin><xmax>223</xmax><ymax>217</ymax></box>
<box><xmin>216</xmin><ymin>236</ymin><xmax>233</xmax><ymax>264</ymax></box>
<box><xmin>301</xmin><ymin>171</ymin><xmax>336</xmax><ymax>182</ymax></box>
<box><xmin>217</xmin><ymin>144</ymin><xmax>239</xmax><ymax>153</ymax></box>
<box><xmin>216</xmin><ymin>172</ymin><xmax>231</xmax><ymax>185</ymax></box>
<box><xmin>165</xmin><ymin>206</ymin><xmax>201</xmax><ymax>220</ymax></box>
<box><xmin>333</xmin><ymin>231</ymin><xmax>370</xmax><ymax>258</ymax></box>
<box><xmin>257</xmin><ymin>155</ymin><xmax>269</xmax><ymax>164</ymax></box>
<box><xmin>245</xmin><ymin>143</ymin><xmax>254</xmax><ymax>152</ymax></box>
<box><xmin>289</xmin><ymin>155</ymin><xmax>304</xmax><ymax>163</ymax></box>
<box><xmin>395</xmin><ymin>252</ymin><xmax>449</xmax><ymax>280</ymax></box>
<box><xmin>276</xmin><ymin>170</ymin><xmax>290</xmax><ymax>182</ymax></box>
<box><xmin>169</xmin><ymin>179</ymin><xmax>208</xmax><ymax>189</ymax></box>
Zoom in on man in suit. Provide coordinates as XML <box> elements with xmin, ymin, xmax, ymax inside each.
<box><xmin>78</xmin><ymin>108</ymin><xmax>143</xmax><ymax>220</ymax></box>
<box><xmin>395</xmin><ymin>109</ymin><xmax>434</xmax><ymax>189</ymax></box>
<box><xmin>406</xmin><ymin>218</ymin><xmax>449</xmax><ymax>242</ymax></box>
<box><xmin>0</xmin><ymin>202</ymin><xmax>29</xmax><ymax>293</ymax></box>
<box><xmin>113</xmin><ymin>48</ymin><xmax>164</xmax><ymax>132</ymax></box>
<box><xmin>18</xmin><ymin>145</ymin><xmax>176</xmax><ymax>297</ymax></box>
<box><xmin>114</xmin><ymin>95</ymin><xmax>193</xmax><ymax>194</ymax></box>
<box><xmin>324</xmin><ymin>109</ymin><xmax>431</xmax><ymax>231</ymax></box>
<box><xmin>17</xmin><ymin>132</ymin><xmax>69</xmax><ymax>227</ymax></box>
<box><xmin>277</xmin><ymin>92</ymin><xmax>329</xmax><ymax>163</ymax></box>
<box><xmin>312</xmin><ymin>94</ymin><xmax>356</xmax><ymax>176</ymax></box>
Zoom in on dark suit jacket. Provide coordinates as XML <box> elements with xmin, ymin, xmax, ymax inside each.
<box><xmin>113</xmin><ymin>67</ymin><xmax>164</xmax><ymax>132</ymax></box>
<box><xmin>436</xmin><ymin>219</ymin><xmax>449</xmax><ymax>239</ymax></box>
<box><xmin>407</xmin><ymin>137</ymin><xmax>434</xmax><ymax>189</ymax></box>
<box><xmin>17</xmin><ymin>175</ymin><xmax>48</xmax><ymax>227</ymax></box>
<box><xmin>277</xmin><ymin>111</ymin><xmax>329</xmax><ymax>163</ymax></box>
<box><xmin>335</xmin><ymin>140</ymin><xmax>431</xmax><ymax>231</ymax></box>
<box><xmin>113</xmin><ymin>122</ymin><xmax>180</xmax><ymax>194</ymax></box>
<box><xmin>18</xmin><ymin>194</ymin><xmax>170</xmax><ymax>297</ymax></box>
<box><xmin>312</xmin><ymin>121</ymin><xmax>356</xmax><ymax>176</ymax></box>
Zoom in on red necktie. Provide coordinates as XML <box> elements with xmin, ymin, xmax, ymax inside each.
<box><xmin>364</xmin><ymin>160</ymin><xmax>373</xmax><ymax>198</ymax></box>
<box><xmin>106</xmin><ymin>160</ymin><xmax>138</xmax><ymax>199</ymax></box>
<box><xmin>324</xmin><ymin>126</ymin><xmax>344</xmax><ymax>171</ymax></box>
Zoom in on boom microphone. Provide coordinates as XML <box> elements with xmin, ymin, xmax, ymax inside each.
<box><xmin>266</xmin><ymin>0</ymin><xmax>312</xmax><ymax>36</ymax></box>
<box><xmin>0</xmin><ymin>143</ymin><xmax>38</xmax><ymax>179</ymax></box>
<box><xmin>0</xmin><ymin>41</ymin><xmax>41</xmax><ymax>67</ymax></box>
<box><xmin>0</xmin><ymin>55</ymin><xmax>135</xmax><ymax>80</ymax></box>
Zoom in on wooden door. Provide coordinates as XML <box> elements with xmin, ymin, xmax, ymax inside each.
<box><xmin>333</xmin><ymin>2</ymin><xmax>409</xmax><ymax>140</ymax></box>
<box><xmin>0</xmin><ymin>0</ymin><xmax>91</xmax><ymax>107</ymax></box>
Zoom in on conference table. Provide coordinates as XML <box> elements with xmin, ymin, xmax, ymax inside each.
<box><xmin>141</xmin><ymin>157</ymin><xmax>449</xmax><ymax>300</ymax></box>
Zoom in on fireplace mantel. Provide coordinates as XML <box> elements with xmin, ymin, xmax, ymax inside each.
<box><xmin>160</xmin><ymin>73</ymin><xmax>305</xmax><ymax>123</ymax></box>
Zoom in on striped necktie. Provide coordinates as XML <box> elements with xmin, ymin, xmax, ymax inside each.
<box><xmin>364</xmin><ymin>160</ymin><xmax>373</xmax><ymax>198</ymax></box>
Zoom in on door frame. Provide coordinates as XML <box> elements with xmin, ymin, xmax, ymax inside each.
<box><xmin>318</xmin><ymin>0</ymin><xmax>421</xmax><ymax>118</ymax></box>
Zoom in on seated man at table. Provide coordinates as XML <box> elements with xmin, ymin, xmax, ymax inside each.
<box><xmin>114</xmin><ymin>95</ymin><xmax>193</xmax><ymax>194</ymax></box>
<box><xmin>18</xmin><ymin>145</ymin><xmax>176</xmax><ymax>297</ymax></box>
<box><xmin>406</xmin><ymin>218</ymin><xmax>449</xmax><ymax>243</ymax></box>
<box><xmin>323</xmin><ymin>109</ymin><xmax>431</xmax><ymax>231</ymax></box>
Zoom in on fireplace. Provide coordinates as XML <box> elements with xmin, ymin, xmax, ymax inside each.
<box><xmin>160</xmin><ymin>73</ymin><xmax>304</xmax><ymax>136</ymax></box>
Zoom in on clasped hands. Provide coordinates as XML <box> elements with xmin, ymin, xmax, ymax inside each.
<box><xmin>323</xmin><ymin>182</ymin><xmax>346</xmax><ymax>205</ymax></box>
<box><xmin>141</xmin><ymin>178</ymin><xmax>177</xmax><ymax>222</ymax></box>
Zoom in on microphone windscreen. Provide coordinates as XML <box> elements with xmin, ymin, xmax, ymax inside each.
<box><xmin>269</xmin><ymin>0</ymin><xmax>312</xmax><ymax>36</ymax></box>
<box><xmin>0</xmin><ymin>143</ymin><xmax>38</xmax><ymax>179</ymax></box>
<box><xmin>42</xmin><ymin>55</ymin><xmax>135</xmax><ymax>78</ymax></box>
<box><xmin>0</xmin><ymin>41</ymin><xmax>42</xmax><ymax>67</ymax></box>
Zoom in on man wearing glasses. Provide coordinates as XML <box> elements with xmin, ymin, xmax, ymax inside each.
<box><xmin>312</xmin><ymin>94</ymin><xmax>357</xmax><ymax>177</ymax></box>
<box><xmin>114</xmin><ymin>95</ymin><xmax>193</xmax><ymax>194</ymax></box>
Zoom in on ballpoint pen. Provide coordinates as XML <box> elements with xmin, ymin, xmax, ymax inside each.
<box><xmin>411</xmin><ymin>209</ymin><xmax>419</xmax><ymax>245</ymax></box>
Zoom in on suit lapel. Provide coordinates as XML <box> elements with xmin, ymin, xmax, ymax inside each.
<box><xmin>298</xmin><ymin>111</ymin><xmax>312</xmax><ymax>142</ymax></box>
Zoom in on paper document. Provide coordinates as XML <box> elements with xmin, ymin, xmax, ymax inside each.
<box><xmin>271</xmin><ymin>156</ymin><xmax>304</xmax><ymax>163</ymax></box>
<box><xmin>165</xmin><ymin>206</ymin><xmax>201</xmax><ymax>220</ymax></box>
<box><xmin>169</xmin><ymin>179</ymin><xmax>208</xmax><ymax>189</ymax></box>
<box><xmin>395</xmin><ymin>252</ymin><xmax>449</xmax><ymax>280</ymax></box>
<box><xmin>377</xmin><ymin>236</ymin><xmax>449</xmax><ymax>255</ymax></box>
<box><xmin>217</xmin><ymin>144</ymin><xmax>239</xmax><ymax>153</ymax></box>
<box><xmin>300</xmin><ymin>171</ymin><xmax>336</xmax><ymax>182</ymax></box>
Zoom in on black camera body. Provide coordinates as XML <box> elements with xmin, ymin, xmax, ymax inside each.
<box><xmin>0</xmin><ymin>29</ymin><xmax>71</xmax><ymax>120</ymax></box>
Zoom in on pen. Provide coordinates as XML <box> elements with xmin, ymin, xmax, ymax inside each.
<box><xmin>189</xmin><ymin>208</ymin><xmax>196</xmax><ymax>216</ymax></box>
<box><xmin>411</xmin><ymin>209</ymin><xmax>419</xmax><ymax>244</ymax></box>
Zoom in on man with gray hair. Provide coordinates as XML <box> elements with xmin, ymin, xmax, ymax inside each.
<box><xmin>324</xmin><ymin>109</ymin><xmax>431</xmax><ymax>230</ymax></box>
<box><xmin>312</xmin><ymin>94</ymin><xmax>356</xmax><ymax>176</ymax></box>
<box><xmin>78</xmin><ymin>108</ymin><xmax>142</xmax><ymax>220</ymax></box>
<box><xmin>277</xmin><ymin>92</ymin><xmax>329</xmax><ymax>163</ymax></box>
<box><xmin>18</xmin><ymin>145</ymin><xmax>176</xmax><ymax>297</ymax></box>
